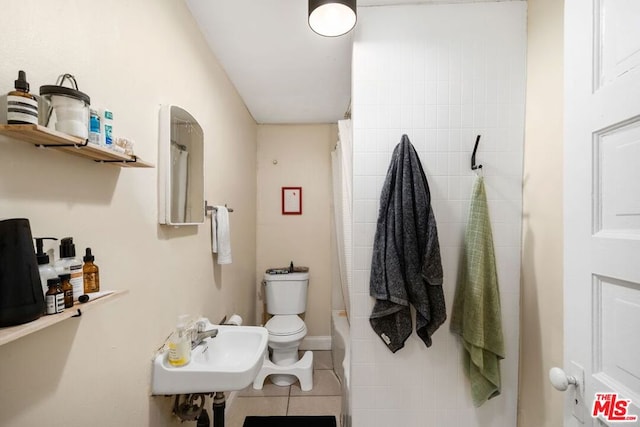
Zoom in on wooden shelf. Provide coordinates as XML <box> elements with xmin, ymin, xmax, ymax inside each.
<box><xmin>0</xmin><ymin>124</ymin><xmax>154</xmax><ymax>168</ymax></box>
<box><xmin>0</xmin><ymin>290</ymin><xmax>128</xmax><ymax>346</ymax></box>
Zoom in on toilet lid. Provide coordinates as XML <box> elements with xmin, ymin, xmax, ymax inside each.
<box><xmin>265</xmin><ymin>315</ymin><xmax>306</xmax><ymax>336</ymax></box>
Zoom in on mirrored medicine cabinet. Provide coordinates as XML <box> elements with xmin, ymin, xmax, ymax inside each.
<box><xmin>158</xmin><ymin>105</ymin><xmax>204</xmax><ymax>226</ymax></box>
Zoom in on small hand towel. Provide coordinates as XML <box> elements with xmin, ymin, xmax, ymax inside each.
<box><xmin>210</xmin><ymin>210</ymin><xmax>218</xmax><ymax>253</ymax></box>
<box><xmin>212</xmin><ymin>206</ymin><xmax>232</xmax><ymax>265</ymax></box>
<box><xmin>450</xmin><ymin>176</ymin><xmax>505</xmax><ymax>407</ymax></box>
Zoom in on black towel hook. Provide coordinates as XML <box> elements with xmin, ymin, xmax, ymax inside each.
<box><xmin>471</xmin><ymin>135</ymin><xmax>483</xmax><ymax>171</ymax></box>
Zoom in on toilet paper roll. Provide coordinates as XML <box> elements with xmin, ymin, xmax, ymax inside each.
<box><xmin>227</xmin><ymin>314</ymin><xmax>243</xmax><ymax>326</ymax></box>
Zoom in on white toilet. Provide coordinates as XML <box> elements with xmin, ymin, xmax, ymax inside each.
<box><xmin>253</xmin><ymin>270</ymin><xmax>314</xmax><ymax>391</ymax></box>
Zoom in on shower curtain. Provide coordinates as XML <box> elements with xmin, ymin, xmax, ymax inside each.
<box><xmin>331</xmin><ymin>119</ymin><xmax>353</xmax><ymax>320</ymax></box>
<box><xmin>171</xmin><ymin>143</ymin><xmax>189</xmax><ymax>223</ymax></box>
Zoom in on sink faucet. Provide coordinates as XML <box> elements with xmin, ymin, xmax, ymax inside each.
<box><xmin>192</xmin><ymin>322</ymin><xmax>218</xmax><ymax>349</ymax></box>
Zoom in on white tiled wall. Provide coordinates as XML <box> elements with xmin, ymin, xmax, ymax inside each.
<box><xmin>350</xmin><ymin>2</ymin><xmax>526</xmax><ymax>426</ymax></box>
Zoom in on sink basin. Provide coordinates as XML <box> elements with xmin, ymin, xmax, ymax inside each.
<box><xmin>151</xmin><ymin>324</ymin><xmax>268</xmax><ymax>395</ymax></box>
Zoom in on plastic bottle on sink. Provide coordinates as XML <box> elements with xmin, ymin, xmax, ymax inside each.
<box><xmin>167</xmin><ymin>315</ymin><xmax>191</xmax><ymax>367</ymax></box>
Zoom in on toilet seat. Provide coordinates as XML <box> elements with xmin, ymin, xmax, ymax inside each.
<box><xmin>265</xmin><ymin>315</ymin><xmax>306</xmax><ymax>337</ymax></box>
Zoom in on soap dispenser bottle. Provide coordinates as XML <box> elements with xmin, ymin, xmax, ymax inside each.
<box><xmin>34</xmin><ymin>237</ymin><xmax>58</xmax><ymax>300</ymax></box>
<box><xmin>82</xmin><ymin>247</ymin><xmax>100</xmax><ymax>293</ymax></box>
<box><xmin>168</xmin><ymin>315</ymin><xmax>191</xmax><ymax>367</ymax></box>
<box><xmin>54</xmin><ymin>237</ymin><xmax>83</xmax><ymax>302</ymax></box>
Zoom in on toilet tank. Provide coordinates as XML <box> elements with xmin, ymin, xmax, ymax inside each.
<box><xmin>263</xmin><ymin>271</ymin><xmax>309</xmax><ymax>315</ymax></box>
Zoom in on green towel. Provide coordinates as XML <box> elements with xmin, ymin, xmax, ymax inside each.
<box><xmin>450</xmin><ymin>176</ymin><xmax>505</xmax><ymax>407</ymax></box>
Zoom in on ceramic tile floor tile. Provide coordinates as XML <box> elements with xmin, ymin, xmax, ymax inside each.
<box><xmin>287</xmin><ymin>396</ymin><xmax>341</xmax><ymax>419</ymax></box>
<box><xmin>302</xmin><ymin>349</ymin><xmax>334</xmax><ymax>370</ymax></box>
<box><xmin>237</xmin><ymin>378</ymin><xmax>290</xmax><ymax>397</ymax></box>
<box><xmin>290</xmin><ymin>369</ymin><xmax>341</xmax><ymax>396</ymax></box>
<box><xmin>230</xmin><ymin>351</ymin><xmax>343</xmax><ymax>426</ymax></box>
<box><xmin>225</xmin><ymin>396</ymin><xmax>288</xmax><ymax>427</ymax></box>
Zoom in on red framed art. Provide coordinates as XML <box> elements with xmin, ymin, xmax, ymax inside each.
<box><xmin>282</xmin><ymin>187</ymin><xmax>302</xmax><ymax>215</ymax></box>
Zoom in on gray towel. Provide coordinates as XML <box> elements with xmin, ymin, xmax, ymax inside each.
<box><xmin>369</xmin><ymin>135</ymin><xmax>446</xmax><ymax>353</ymax></box>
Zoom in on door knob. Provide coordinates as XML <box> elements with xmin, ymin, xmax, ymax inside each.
<box><xmin>549</xmin><ymin>367</ymin><xmax>578</xmax><ymax>391</ymax></box>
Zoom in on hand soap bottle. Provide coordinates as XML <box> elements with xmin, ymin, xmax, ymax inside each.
<box><xmin>168</xmin><ymin>315</ymin><xmax>191</xmax><ymax>367</ymax></box>
<box><xmin>54</xmin><ymin>237</ymin><xmax>83</xmax><ymax>302</ymax></box>
<box><xmin>34</xmin><ymin>237</ymin><xmax>58</xmax><ymax>300</ymax></box>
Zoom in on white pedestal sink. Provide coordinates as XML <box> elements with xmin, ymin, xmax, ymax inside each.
<box><xmin>151</xmin><ymin>324</ymin><xmax>268</xmax><ymax>395</ymax></box>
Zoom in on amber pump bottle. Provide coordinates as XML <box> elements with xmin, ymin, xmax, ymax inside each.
<box><xmin>83</xmin><ymin>248</ymin><xmax>100</xmax><ymax>293</ymax></box>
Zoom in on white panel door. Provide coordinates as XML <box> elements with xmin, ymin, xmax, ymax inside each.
<box><xmin>563</xmin><ymin>0</ymin><xmax>640</xmax><ymax>425</ymax></box>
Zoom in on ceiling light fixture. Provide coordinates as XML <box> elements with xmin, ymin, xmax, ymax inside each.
<box><xmin>308</xmin><ymin>0</ymin><xmax>357</xmax><ymax>37</ymax></box>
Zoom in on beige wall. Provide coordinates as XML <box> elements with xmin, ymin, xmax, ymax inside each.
<box><xmin>256</xmin><ymin>125</ymin><xmax>335</xmax><ymax>337</ymax></box>
<box><xmin>0</xmin><ymin>0</ymin><xmax>257</xmax><ymax>426</ymax></box>
<box><xmin>519</xmin><ymin>0</ymin><xmax>564</xmax><ymax>425</ymax></box>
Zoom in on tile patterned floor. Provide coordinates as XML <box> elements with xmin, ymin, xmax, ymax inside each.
<box><xmin>226</xmin><ymin>351</ymin><xmax>342</xmax><ymax>427</ymax></box>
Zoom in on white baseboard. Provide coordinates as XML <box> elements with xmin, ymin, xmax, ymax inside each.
<box><xmin>300</xmin><ymin>335</ymin><xmax>332</xmax><ymax>351</ymax></box>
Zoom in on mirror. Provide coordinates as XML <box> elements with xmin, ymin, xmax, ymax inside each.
<box><xmin>158</xmin><ymin>105</ymin><xmax>205</xmax><ymax>225</ymax></box>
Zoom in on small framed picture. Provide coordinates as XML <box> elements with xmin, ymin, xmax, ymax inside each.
<box><xmin>282</xmin><ymin>187</ymin><xmax>302</xmax><ymax>215</ymax></box>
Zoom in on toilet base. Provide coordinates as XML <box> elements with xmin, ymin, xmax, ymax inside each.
<box><xmin>253</xmin><ymin>351</ymin><xmax>314</xmax><ymax>391</ymax></box>
<box><xmin>270</xmin><ymin>374</ymin><xmax>296</xmax><ymax>387</ymax></box>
